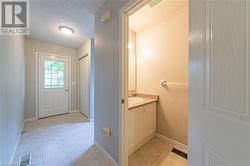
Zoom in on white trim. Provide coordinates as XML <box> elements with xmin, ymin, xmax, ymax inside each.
<box><xmin>69</xmin><ymin>110</ymin><xmax>79</xmax><ymax>113</ymax></box>
<box><xmin>78</xmin><ymin>53</ymin><xmax>80</xmax><ymax>116</ymax></box>
<box><xmin>119</xmin><ymin>1</ymin><xmax>151</xmax><ymax>166</ymax></box>
<box><xmin>79</xmin><ymin>112</ymin><xmax>93</xmax><ymax>122</ymax></box>
<box><xmin>155</xmin><ymin>133</ymin><xmax>188</xmax><ymax>153</ymax></box>
<box><xmin>9</xmin><ymin>120</ymin><xmax>25</xmax><ymax>165</ymax></box>
<box><xmin>89</xmin><ymin>118</ymin><xmax>94</xmax><ymax>122</ymax></box>
<box><xmin>68</xmin><ymin>56</ymin><xmax>72</xmax><ymax>113</ymax></box>
<box><xmin>24</xmin><ymin>117</ymin><xmax>38</xmax><ymax>123</ymax></box>
<box><xmin>35</xmin><ymin>53</ymin><xmax>39</xmax><ymax>119</ymax></box>
<box><xmin>36</xmin><ymin>52</ymin><xmax>71</xmax><ymax>119</ymax></box>
<box><xmin>94</xmin><ymin>142</ymin><xmax>119</xmax><ymax>166</ymax></box>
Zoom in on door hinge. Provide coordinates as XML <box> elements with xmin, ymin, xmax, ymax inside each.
<box><xmin>121</xmin><ymin>99</ymin><xmax>125</xmax><ymax>104</ymax></box>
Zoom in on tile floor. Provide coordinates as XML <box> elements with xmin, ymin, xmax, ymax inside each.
<box><xmin>12</xmin><ymin>113</ymin><xmax>116</xmax><ymax>166</ymax></box>
<box><xmin>129</xmin><ymin>137</ymin><xmax>188</xmax><ymax>166</ymax></box>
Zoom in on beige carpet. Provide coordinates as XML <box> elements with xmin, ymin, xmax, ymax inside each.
<box><xmin>12</xmin><ymin>113</ymin><xmax>116</xmax><ymax>166</ymax></box>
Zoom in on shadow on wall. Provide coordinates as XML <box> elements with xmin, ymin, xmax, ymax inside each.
<box><xmin>0</xmin><ymin>36</ymin><xmax>25</xmax><ymax>165</ymax></box>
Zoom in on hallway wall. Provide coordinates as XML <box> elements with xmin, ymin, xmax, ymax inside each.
<box><xmin>24</xmin><ymin>38</ymin><xmax>79</xmax><ymax>119</ymax></box>
<box><xmin>94</xmin><ymin>0</ymin><xmax>129</xmax><ymax>163</ymax></box>
<box><xmin>0</xmin><ymin>36</ymin><xmax>25</xmax><ymax>165</ymax></box>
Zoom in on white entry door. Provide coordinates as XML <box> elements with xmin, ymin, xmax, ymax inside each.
<box><xmin>80</xmin><ymin>55</ymin><xmax>90</xmax><ymax>118</ymax></box>
<box><xmin>38</xmin><ymin>54</ymin><xmax>69</xmax><ymax>118</ymax></box>
<box><xmin>189</xmin><ymin>1</ymin><xmax>250</xmax><ymax>166</ymax></box>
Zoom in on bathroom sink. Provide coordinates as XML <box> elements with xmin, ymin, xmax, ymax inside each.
<box><xmin>129</xmin><ymin>97</ymin><xmax>144</xmax><ymax>104</ymax></box>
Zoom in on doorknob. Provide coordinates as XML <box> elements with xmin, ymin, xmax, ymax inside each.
<box><xmin>65</xmin><ymin>89</ymin><xmax>68</xmax><ymax>92</ymax></box>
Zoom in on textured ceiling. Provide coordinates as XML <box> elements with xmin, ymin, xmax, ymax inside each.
<box><xmin>129</xmin><ymin>0</ymin><xmax>187</xmax><ymax>32</ymax></box>
<box><xmin>28</xmin><ymin>0</ymin><xmax>105</xmax><ymax>48</ymax></box>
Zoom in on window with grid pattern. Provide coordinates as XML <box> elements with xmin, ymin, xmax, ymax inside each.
<box><xmin>44</xmin><ymin>60</ymin><xmax>64</xmax><ymax>88</ymax></box>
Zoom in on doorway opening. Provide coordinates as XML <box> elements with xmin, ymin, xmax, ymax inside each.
<box><xmin>79</xmin><ymin>53</ymin><xmax>94</xmax><ymax>122</ymax></box>
<box><xmin>120</xmin><ymin>0</ymin><xmax>188</xmax><ymax>165</ymax></box>
<box><xmin>79</xmin><ymin>54</ymin><xmax>90</xmax><ymax>119</ymax></box>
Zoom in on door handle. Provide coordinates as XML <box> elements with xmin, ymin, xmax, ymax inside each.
<box><xmin>65</xmin><ymin>89</ymin><xmax>68</xmax><ymax>92</ymax></box>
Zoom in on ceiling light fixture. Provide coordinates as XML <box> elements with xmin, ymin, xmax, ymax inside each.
<box><xmin>59</xmin><ymin>26</ymin><xmax>74</xmax><ymax>35</ymax></box>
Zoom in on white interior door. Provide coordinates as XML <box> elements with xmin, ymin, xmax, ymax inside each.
<box><xmin>38</xmin><ymin>54</ymin><xmax>69</xmax><ymax>118</ymax></box>
<box><xmin>189</xmin><ymin>1</ymin><xmax>250</xmax><ymax>165</ymax></box>
<box><xmin>80</xmin><ymin>55</ymin><xmax>90</xmax><ymax>118</ymax></box>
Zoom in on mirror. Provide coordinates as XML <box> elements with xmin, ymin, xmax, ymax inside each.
<box><xmin>128</xmin><ymin>30</ymin><xmax>137</xmax><ymax>93</ymax></box>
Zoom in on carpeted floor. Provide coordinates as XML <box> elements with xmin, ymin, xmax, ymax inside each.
<box><xmin>12</xmin><ymin>113</ymin><xmax>116</xmax><ymax>166</ymax></box>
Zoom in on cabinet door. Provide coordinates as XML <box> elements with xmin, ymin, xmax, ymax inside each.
<box><xmin>127</xmin><ymin>108</ymin><xmax>136</xmax><ymax>149</ymax></box>
<box><xmin>127</xmin><ymin>107</ymin><xmax>143</xmax><ymax>149</ymax></box>
<box><xmin>143</xmin><ymin>103</ymin><xmax>156</xmax><ymax>138</ymax></box>
<box><xmin>135</xmin><ymin>107</ymin><xmax>144</xmax><ymax>144</ymax></box>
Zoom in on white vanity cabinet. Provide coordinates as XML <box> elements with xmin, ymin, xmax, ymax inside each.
<box><xmin>127</xmin><ymin>102</ymin><xmax>156</xmax><ymax>156</ymax></box>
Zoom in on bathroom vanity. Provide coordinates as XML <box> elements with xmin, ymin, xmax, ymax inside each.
<box><xmin>127</xmin><ymin>94</ymin><xmax>158</xmax><ymax>156</ymax></box>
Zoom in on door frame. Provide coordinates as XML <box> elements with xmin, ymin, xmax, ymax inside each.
<box><xmin>78</xmin><ymin>53</ymin><xmax>91</xmax><ymax>121</ymax></box>
<box><xmin>35</xmin><ymin>52</ymin><xmax>72</xmax><ymax>119</ymax></box>
<box><xmin>119</xmin><ymin>0</ymin><xmax>151</xmax><ymax>165</ymax></box>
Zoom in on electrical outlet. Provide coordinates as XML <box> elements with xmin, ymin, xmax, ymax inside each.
<box><xmin>103</xmin><ymin>128</ymin><xmax>111</xmax><ymax>137</ymax></box>
<box><xmin>101</xmin><ymin>10</ymin><xmax>112</xmax><ymax>24</ymax></box>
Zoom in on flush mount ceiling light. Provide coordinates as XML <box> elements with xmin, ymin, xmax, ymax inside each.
<box><xmin>59</xmin><ymin>26</ymin><xmax>74</xmax><ymax>35</ymax></box>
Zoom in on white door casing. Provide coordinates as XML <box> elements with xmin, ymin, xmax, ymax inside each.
<box><xmin>119</xmin><ymin>1</ymin><xmax>151</xmax><ymax>165</ymax></box>
<box><xmin>80</xmin><ymin>55</ymin><xmax>90</xmax><ymax>118</ymax></box>
<box><xmin>189</xmin><ymin>1</ymin><xmax>250</xmax><ymax>166</ymax></box>
<box><xmin>38</xmin><ymin>54</ymin><xmax>69</xmax><ymax>118</ymax></box>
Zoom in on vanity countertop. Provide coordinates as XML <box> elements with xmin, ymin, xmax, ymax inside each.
<box><xmin>128</xmin><ymin>93</ymin><xmax>159</xmax><ymax>110</ymax></box>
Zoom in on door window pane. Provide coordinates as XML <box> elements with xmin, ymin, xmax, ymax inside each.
<box><xmin>44</xmin><ymin>70</ymin><xmax>52</xmax><ymax>78</ymax></box>
<box><xmin>44</xmin><ymin>60</ymin><xmax>52</xmax><ymax>69</ymax></box>
<box><xmin>52</xmin><ymin>70</ymin><xmax>58</xmax><ymax>78</ymax></box>
<box><xmin>44</xmin><ymin>60</ymin><xmax>65</xmax><ymax>88</ymax></box>
<box><xmin>58</xmin><ymin>71</ymin><xmax>64</xmax><ymax>79</ymax></box>
<box><xmin>57</xmin><ymin>78</ymin><xmax>64</xmax><ymax>86</ymax></box>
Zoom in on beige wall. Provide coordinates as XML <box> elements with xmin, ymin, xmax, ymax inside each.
<box><xmin>136</xmin><ymin>7</ymin><xmax>188</xmax><ymax>144</ymax></box>
<box><xmin>0</xmin><ymin>36</ymin><xmax>25</xmax><ymax>164</ymax></box>
<box><xmin>24</xmin><ymin>38</ymin><xmax>79</xmax><ymax>119</ymax></box>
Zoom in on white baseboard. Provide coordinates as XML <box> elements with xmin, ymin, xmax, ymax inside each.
<box><xmin>9</xmin><ymin>120</ymin><xmax>25</xmax><ymax>165</ymax></box>
<box><xmin>69</xmin><ymin>110</ymin><xmax>79</xmax><ymax>113</ymax></box>
<box><xmin>24</xmin><ymin>117</ymin><xmax>37</xmax><ymax>123</ymax></box>
<box><xmin>155</xmin><ymin>133</ymin><xmax>188</xmax><ymax>153</ymax></box>
<box><xmin>95</xmin><ymin>142</ymin><xmax>118</xmax><ymax>166</ymax></box>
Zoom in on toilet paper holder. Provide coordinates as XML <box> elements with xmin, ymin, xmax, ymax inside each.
<box><xmin>160</xmin><ymin>80</ymin><xmax>167</xmax><ymax>87</ymax></box>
